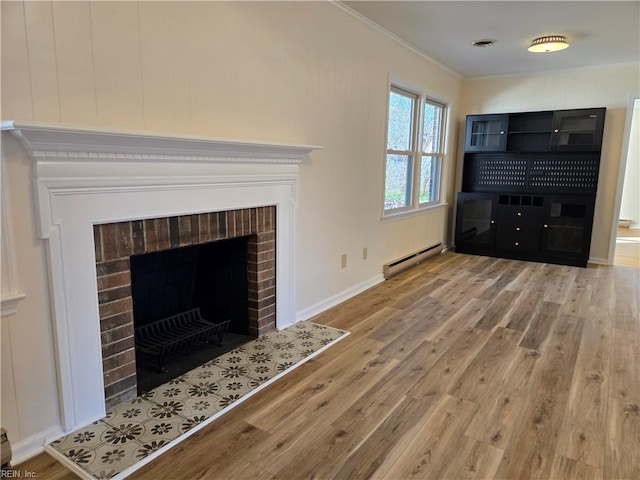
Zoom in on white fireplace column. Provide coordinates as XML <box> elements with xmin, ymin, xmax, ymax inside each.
<box><xmin>2</xmin><ymin>121</ymin><xmax>321</xmax><ymax>432</ymax></box>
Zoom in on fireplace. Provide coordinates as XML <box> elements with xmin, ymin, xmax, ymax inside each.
<box><xmin>96</xmin><ymin>206</ymin><xmax>277</xmax><ymax>407</ymax></box>
<box><xmin>3</xmin><ymin>121</ymin><xmax>320</xmax><ymax>433</ymax></box>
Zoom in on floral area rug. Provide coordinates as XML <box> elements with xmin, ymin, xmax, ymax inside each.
<box><xmin>46</xmin><ymin>321</ymin><xmax>348</xmax><ymax>480</ymax></box>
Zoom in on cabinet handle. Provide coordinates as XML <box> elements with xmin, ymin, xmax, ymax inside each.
<box><xmin>554</xmin><ymin>129</ymin><xmax>559</xmax><ymax>133</ymax></box>
<box><xmin>500</xmin><ymin>131</ymin><xmax>505</xmax><ymax>135</ymax></box>
<box><xmin>516</xmin><ymin>227</ymin><xmax>521</xmax><ymax>231</ymax></box>
<box><xmin>515</xmin><ymin>242</ymin><xmax>519</xmax><ymax>246</ymax></box>
<box><xmin>490</xmin><ymin>220</ymin><xmax>495</xmax><ymax>224</ymax></box>
<box><xmin>544</xmin><ymin>224</ymin><xmax>549</xmax><ymax>228</ymax></box>
<box><xmin>517</xmin><ymin>212</ymin><xmax>522</xmax><ymax>216</ymax></box>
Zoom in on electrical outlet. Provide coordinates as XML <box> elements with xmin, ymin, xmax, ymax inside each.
<box><xmin>341</xmin><ymin>254</ymin><xmax>347</xmax><ymax>269</ymax></box>
<box><xmin>363</xmin><ymin>247</ymin><xmax>368</xmax><ymax>260</ymax></box>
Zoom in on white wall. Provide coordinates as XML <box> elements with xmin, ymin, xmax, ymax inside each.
<box><xmin>0</xmin><ymin>1</ymin><xmax>461</xmax><ymax>459</ymax></box>
<box><xmin>460</xmin><ymin>63</ymin><xmax>640</xmax><ymax>263</ymax></box>
<box><xmin>620</xmin><ymin>99</ymin><xmax>640</xmax><ymax>226</ymax></box>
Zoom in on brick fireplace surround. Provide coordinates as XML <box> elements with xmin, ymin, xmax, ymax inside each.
<box><xmin>96</xmin><ymin>206</ymin><xmax>277</xmax><ymax>408</ymax></box>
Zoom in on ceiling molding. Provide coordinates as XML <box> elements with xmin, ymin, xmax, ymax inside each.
<box><xmin>464</xmin><ymin>60</ymin><xmax>640</xmax><ymax>82</ymax></box>
<box><xmin>331</xmin><ymin>1</ymin><xmax>463</xmax><ymax>80</ymax></box>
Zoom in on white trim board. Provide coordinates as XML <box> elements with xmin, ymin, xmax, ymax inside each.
<box><xmin>296</xmin><ymin>274</ymin><xmax>385</xmax><ymax>323</ymax></box>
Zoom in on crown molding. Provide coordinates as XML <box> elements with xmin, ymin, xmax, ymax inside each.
<box><xmin>330</xmin><ymin>1</ymin><xmax>463</xmax><ymax>81</ymax></box>
<box><xmin>1</xmin><ymin>121</ymin><xmax>322</xmax><ymax>164</ymax></box>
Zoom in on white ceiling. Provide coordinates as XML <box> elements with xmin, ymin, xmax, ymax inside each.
<box><xmin>341</xmin><ymin>1</ymin><xmax>640</xmax><ymax>78</ymax></box>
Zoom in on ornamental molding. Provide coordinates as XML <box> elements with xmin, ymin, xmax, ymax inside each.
<box><xmin>1</xmin><ymin>121</ymin><xmax>321</xmax><ymax>165</ymax></box>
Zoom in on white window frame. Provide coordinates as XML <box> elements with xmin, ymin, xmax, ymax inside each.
<box><xmin>383</xmin><ymin>84</ymin><xmax>447</xmax><ymax>217</ymax></box>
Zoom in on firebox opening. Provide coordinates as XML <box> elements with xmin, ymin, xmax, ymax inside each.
<box><xmin>131</xmin><ymin>236</ymin><xmax>254</xmax><ymax>393</ymax></box>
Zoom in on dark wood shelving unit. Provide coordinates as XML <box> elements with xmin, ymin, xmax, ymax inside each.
<box><xmin>456</xmin><ymin>107</ymin><xmax>605</xmax><ymax>267</ymax></box>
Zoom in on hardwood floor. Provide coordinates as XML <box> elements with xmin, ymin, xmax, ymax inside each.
<box><xmin>15</xmin><ymin>252</ymin><xmax>640</xmax><ymax>479</ymax></box>
<box><xmin>615</xmin><ymin>227</ymin><xmax>640</xmax><ymax>268</ymax></box>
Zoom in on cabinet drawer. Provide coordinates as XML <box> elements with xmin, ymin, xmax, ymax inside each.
<box><xmin>497</xmin><ymin>205</ymin><xmax>544</xmax><ymax>225</ymax></box>
<box><xmin>496</xmin><ymin>226</ymin><xmax>541</xmax><ymax>253</ymax></box>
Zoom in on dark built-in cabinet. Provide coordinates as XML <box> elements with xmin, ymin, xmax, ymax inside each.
<box><xmin>456</xmin><ymin>107</ymin><xmax>604</xmax><ymax>267</ymax></box>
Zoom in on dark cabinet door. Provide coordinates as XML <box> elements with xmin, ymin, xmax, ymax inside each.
<box><xmin>541</xmin><ymin>196</ymin><xmax>595</xmax><ymax>261</ymax></box>
<box><xmin>455</xmin><ymin>193</ymin><xmax>496</xmax><ymax>254</ymax></box>
<box><xmin>551</xmin><ymin>108</ymin><xmax>605</xmax><ymax>151</ymax></box>
<box><xmin>465</xmin><ymin>115</ymin><xmax>508</xmax><ymax>152</ymax></box>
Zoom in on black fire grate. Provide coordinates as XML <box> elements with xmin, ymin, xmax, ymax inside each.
<box><xmin>135</xmin><ymin>308</ymin><xmax>230</xmax><ymax>372</ymax></box>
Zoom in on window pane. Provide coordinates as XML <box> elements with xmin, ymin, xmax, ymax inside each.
<box><xmin>423</xmin><ymin>102</ymin><xmax>443</xmax><ymax>153</ymax></box>
<box><xmin>387</xmin><ymin>90</ymin><xmax>415</xmax><ymax>151</ymax></box>
<box><xmin>385</xmin><ymin>154</ymin><xmax>413</xmax><ymax>210</ymax></box>
<box><xmin>419</xmin><ymin>156</ymin><xmax>440</xmax><ymax>204</ymax></box>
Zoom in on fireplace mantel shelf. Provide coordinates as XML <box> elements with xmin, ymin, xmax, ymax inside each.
<box><xmin>1</xmin><ymin>121</ymin><xmax>322</xmax><ymax>164</ymax></box>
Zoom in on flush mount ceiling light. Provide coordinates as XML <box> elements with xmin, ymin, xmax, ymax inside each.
<box><xmin>528</xmin><ymin>35</ymin><xmax>569</xmax><ymax>53</ymax></box>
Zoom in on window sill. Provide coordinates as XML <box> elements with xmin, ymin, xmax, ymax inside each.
<box><xmin>381</xmin><ymin>202</ymin><xmax>448</xmax><ymax>223</ymax></box>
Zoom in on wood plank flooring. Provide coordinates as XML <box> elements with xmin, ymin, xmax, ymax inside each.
<box><xmin>615</xmin><ymin>227</ymin><xmax>640</xmax><ymax>268</ymax></box>
<box><xmin>15</xmin><ymin>252</ymin><xmax>640</xmax><ymax>479</ymax></box>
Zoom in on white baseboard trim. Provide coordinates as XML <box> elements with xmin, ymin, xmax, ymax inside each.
<box><xmin>588</xmin><ymin>256</ymin><xmax>609</xmax><ymax>266</ymax></box>
<box><xmin>11</xmin><ymin>424</ymin><xmax>64</xmax><ymax>466</ymax></box>
<box><xmin>296</xmin><ymin>274</ymin><xmax>385</xmax><ymax>322</ymax></box>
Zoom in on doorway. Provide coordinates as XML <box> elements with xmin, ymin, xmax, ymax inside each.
<box><xmin>612</xmin><ymin>97</ymin><xmax>640</xmax><ymax>268</ymax></box>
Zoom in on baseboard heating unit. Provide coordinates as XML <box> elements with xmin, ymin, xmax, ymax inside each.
<box><xmin>383</xmin><ymin>242</ymin><xmax>443</xmax><ymax>279</ymax></box>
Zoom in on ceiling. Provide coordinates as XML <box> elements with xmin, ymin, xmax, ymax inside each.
<box><xmin>341</xmin><ymin>1</ymin><xmax>640</xmax><ymax>78</ymax></box>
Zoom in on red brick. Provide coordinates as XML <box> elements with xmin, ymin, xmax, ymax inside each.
<box><xmin>103</xmin><ymin>348</ymin><xmax>135</xmax><ymax>371</ymax></box>
<box><xmin>105</xmin><ymin>386</ymin><xmax>137</xmax><ymax>409</ymax></box>
<box><xmin>255</xmin><ymin>295</ymin><xmax>276</xmax><ymax>310</ymax></box>
<box><xmin>199</xmin><ymin>213</ymin><xmax>211</xmax><ymax>243</ymax></box>
<box><xmin>257</xmin><ymin>268</ymin><xmax>275</xmax><ymax>283</ymax></box>
<box><xmin>104</xmin><ymin>374</ymin><xmax>136</xmax><ymax>397</ymax></box>
<box><xmin>264</xmin><ymin>207</ymin><xmax>275</xmax><ymax>231</ymax></box>
<box><xmin>256</xmin><ymin>231</ymin><xmax>276</xmax><ymax>243</ymax></box>
<box><xmin>178</xmin><ymin>215</ymin><xmax>192</xmax><ymax>246</ymax></box>
<box><xmin>256</xmin><ymin>277</ymin><xmax>276</xmax><ymax>291</ymax></box>
<box><xmin>102</xmin><ymin>336</ymin><xmax>135</xmax><ymax>358</ymax></box>
<box><xmin>157</xmin><ymin>217</ymin><xmax>171</xmax><ymax>251</ymax></box>
<box><xmin>116</xmin><ymin>222</ymin><xmax>134</xmax><ymax>257</ymax></box>
<box><xmin>101</xmin><ymin>223</ymin><xmax>119</xmax><ymax>261</ymax></box>
<box><xmin>103</xmin><ymin>361</ymin><xmax>136</xmax><ymax>387</ymax></box>
<box><xmin>250</xmin><ymin>208</ymin><xmax>258</xmax><ymax>233</ymax></box>
<box><xmin>98</xmin><ymin>285</ymin><xmax>132</xmax><ymax>304</ymax></box>
<box><xmin>100</xmin><ymin>311</ymin><xmax>133</xmax><ymax>332</ymax></box>
<box><xmin>132</xmin><ymin>220</ymin><xmax>145</xmax><ymax>254</ymax></box>
<box><xmin>97</xmin><ymin>271</ymin><xmax>131</xmax><ymax>291</ymax></box>
<box><xmin>99</xmin><ymin>297</ymin><xmax>133</xmax><ymax>319</ymax></box>
<box><xmin>256</xmin><ymin>303</ymin><xmax>276</xmax><ymax>318</ymax></box>
<box><xmin>101</xmin><ymin>323</ymin><xmax>134</xmax><ymax>345</ymax></box>
<box><xmin>143</xmin><ymin>219</ymin><xmax>158</xmax><ymax>252</ymax></box>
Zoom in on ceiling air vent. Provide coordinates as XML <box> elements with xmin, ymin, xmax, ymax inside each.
<box><xmin>471</xmin><ymin>39</ymin><xmax>496</xmax><ymax>48</ymax></box>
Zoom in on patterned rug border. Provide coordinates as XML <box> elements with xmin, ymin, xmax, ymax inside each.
<box><xmin>44</xmin><ymin>322</ymin><xmax>349</xmax><ymax>480</ymax></box>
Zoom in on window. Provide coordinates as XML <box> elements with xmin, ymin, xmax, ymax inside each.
<box><xmin>384</xmin><ymin>86</ymin><xmax>446</xmax><ymax>214</ymax></box>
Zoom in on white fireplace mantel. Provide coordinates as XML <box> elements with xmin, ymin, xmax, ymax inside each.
<box><xmin>1</xmin><ymin>121</ymin><xmax>319</xmax><ymax>164</ymax></box>
<box><xmin>2</xmin><ymin>121</ymin><xmax>321</xmax><ymax>432</ymax></box>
